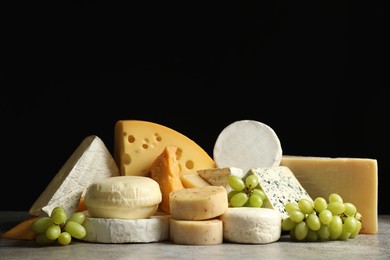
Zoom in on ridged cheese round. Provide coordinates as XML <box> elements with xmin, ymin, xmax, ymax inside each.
<box><xmin>169</xmin><ymin>186</ymin><xmax>228</xmax><ymax>220</ymax></box>
<box><xmin>84</xmin><ymin>176</ymin><xmax>162</xmax><ymax>219</ymax></box>
<box><xmin>213</xmin><ymin>120</ymin><xmax>283</xmax><ymax>174</ymax></box>
<box><xmin>219</xmin><ymin>207</ymin><xmax>282</xmax><ymax>244</ymax></box>
<box><xmin>81</xmin><ymin>212</ymin><xmax>170</xmax><ymax>243</ymax></box>
<box><xmin>170</xmin><ymin>218</ymin><xmax>223</xmax><ymax>245</ymax></box>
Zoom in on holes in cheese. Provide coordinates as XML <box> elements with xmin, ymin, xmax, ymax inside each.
<box><xmin>213</xmin><ymin>120</ymin><xmax>283</xmax><ymax>174</ymax></box>
<box><xmin>169</xmin><ymin>186</ymin><xmax>228</xmax><ymax>220</ymax></box>
<box><xmin>84</xmin><ymin>176</ymin><xmax>162</xmax><ymax>220</ymax></box>
<box><xmin>114</xmin><ymin>120</ymin><xmax>216</xmax><ymax>177</ymax></box>
<box><xmin>170</xmin><ymin>218</ymin><xmax>223</xmax><ymax>245</ymax></box>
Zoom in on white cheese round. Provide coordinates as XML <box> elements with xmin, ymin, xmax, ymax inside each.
<box><xmin>81</xmin><ymin>212</ymin><xmax>170</xmax><ymax>243</ymax></box>
<box><xmin>213</xmin><ymin>120</ymin><xmax>283</xmax><ymax>174</ymax></box>
<box><xmin>84</xmin><ymin>176</ymin><xmax>162</xmax><ymax>219</ymax></box>
<box><xmin>219</xmin><ymin>207</ymin><xmax>282</xmax><ymax>244</ymax></box>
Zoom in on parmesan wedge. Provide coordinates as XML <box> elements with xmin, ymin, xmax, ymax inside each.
<box><xmin>213</xmin><ymin>120</ymin><xmax>283</xmax><ymax>174</ymax></box>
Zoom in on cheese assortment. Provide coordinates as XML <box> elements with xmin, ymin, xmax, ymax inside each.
<box><xmin>29</xmin><ymin>135</ymin><xmax>120</xmax><ymax>218</ymax></box>
<box><xmin>3</xmin><ymin>119</ymin><xmax>379</xmax><ymax>245</ymax></box>
<box><xmin>114</xmin><ymin>120</ymin><xmax>216</xmax><ymax>176</ymax></box>
<box><xmin>280</xmin><ymin>156</ymin><xmax>378</xmax><ymax>234</ymax></box>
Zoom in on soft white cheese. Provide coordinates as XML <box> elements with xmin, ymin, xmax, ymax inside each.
<box><xmin>81</xmin><ymin>212</ymin><xmax>170</xmax><ymax>243</ymax></box>
<box><xmin>219</xmin><ymin>207</ymin><xmax>282</xmax><ymax>244</ymax></box>
<box><xmin>29</xmin><ymin>135</ymin><xmax>120</xmax><ymax>217</ymax></box>
<box><xmin>213</xmin><ymin>120</ymin><xmax>283</xmax><ymax>174</ymax></box>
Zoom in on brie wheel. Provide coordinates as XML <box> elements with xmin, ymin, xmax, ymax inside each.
<box><xmin>84</xmin><ymin>176</ymin><xmax>162</xmax><ymax>219</ymax></box>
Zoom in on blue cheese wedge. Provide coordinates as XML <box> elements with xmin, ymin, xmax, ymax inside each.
<box><xmin>245</xmin><ymin>166</ymin><xmax>313</xmax><ymax>219</ymax></box>
<box><xmin>29</xmin><ymin>135</ymin><xmax>120</xmax><ymax>217</ymax></box>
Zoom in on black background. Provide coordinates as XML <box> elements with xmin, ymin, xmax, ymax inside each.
<box><xmin>2</xmin><ymin>1</ymin><xmax>388</xmax><ymax>214</ymax></box>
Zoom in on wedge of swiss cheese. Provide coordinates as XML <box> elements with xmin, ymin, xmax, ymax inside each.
<box><xmin>280</xmin><ymin>155</ymin><xmax>378</xmax><ymax>234</ymax></box>
<box><xmin>114</xmin><ymin>120</ymin><xmax>216</xmax><ymax>176</ymax></box>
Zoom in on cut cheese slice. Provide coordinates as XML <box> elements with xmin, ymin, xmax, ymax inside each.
<box><xmin>84</xmin><ymin>176</ymin><xmax>162</xmax><ymax>219</ymax></box>
<box><xmin>114</xmin><ymin>120</ymin><xmax>216</xmax><ymax>176</ymax></box>
<box><xmin>245</xmin><ymin>166</ymin><xmax>313</xmax><ymax>220</ymax></box>
<box><xmin>213</xmin><ymin>120</ymin><xmax>283</xmax><ymax>174</ymax></box>
<box><xmin>29</xmin><ymin>135</ymin><xmax>120</xmax><ymax>217</ymax></box>
<box><xmin>169</xmin><ymin>186</ymin><xmax>228</xmax><ymax>220</ymax></box>
<box><xmin>280</xmin><ymin>155</ymin><xmax>378</xmax><ymax>234</ymax></box>
<box><xmin>170</xmin><ymin>218</ymin><xmax>223</xmax><ymax>245</ymax></box>
<box><xmin>219</xmin><ymin>207</ymin><xmax>282</xmax><ymax>244</ymax></box>
<box><xmin>180</xmin><ymin>172</ymin><xmax>211</xmax><ymax>188</ymax></box>
<box><xmin>81</xmin><ymin>212</ymin><xmax>170</xmax><ymax>243</ymax></box>
<box><xmin>197</xmin><ymin>167</ymin><xmax>244</xmax><ymax>192</ymax></box>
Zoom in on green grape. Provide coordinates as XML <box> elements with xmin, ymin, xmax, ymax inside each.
<box><xmin>285</xmin><ymin>202</ymin><xmax>299</xmax><ymax>214</ymax></box>
<box><xmin>245</xmin><ymin>175</ymin><xmax>259</xmax><ymax>190</ymax></box>
<box><xmin>317</xmin><ymin>224</ymin><xmax>330</xmax><ymax>240</ymax></box>
<box><xmin>319</xmin><ymin>209</ymin><xmax>333</xmax><ymax>225</ymax></box>
<box><xmin>51</xmin><ymin>209</ymin><xmax>67</xmax><ymax>225</ymax></box>
<box><xmin>344</xmin><ymin>202</ymin><xmax>357</xmax><ymax>217</ymax></box>
<box><xmin>354</xmin><ymin>212</ymin><xmax>362</xmax><ymax>221</ymax></box>
<box><xmin>58</xmin><ymin>232</ymin><xmax>72</xmax><ymax>246</ymax></box>
<box><xmin>306</xmin><ymin>228</ymin><xmax>318</xmax><ymax>242</ymax></box>
<box><xmin>327</xmin><ymin>201</ymin><xmax>345</xmax><ymax>215</ymax></box>
<box><xmin>248</xmin><ymin>194</ymin><xmax>263</xmax><ymax>207</ymax></box>
<box><xmin>298</xmin><ymin>198</ymin><xmax>313</xmax><ymax>214</ymax></box>
<box><xmin>36</xmin><ymin>233</ymin><xmax>55</xmax><ymax>245</ymax></box>
<box><xmin>281</xmin><ymin>217</ymin><xmax>296</xmax><ymax>231</ymax></box>
<box><xmin>329</xmin><ymin>193</ymin><xmax>343</xmax><ymax>203</ymax></box>
<box><xmin>252</xmin><ymin>188</ymin><xmax>266</xmax><ymax>201</ymax></box>
<box><xmin>67</xmin><ymin>212</ymin><xmax>86</xmax><ymax>225</ymax></box>
<box><xmin>229</xmin><ymin>192</ymin><xmax>248</xmax><ymax>207</ymax></box>
<box><xmin>306</xmin><ymin>213</ymin><xmax>321</xmax><ymax>231</ymax></box>
<box><xmin>228</xmin><ymin>190</ymin><xmax>239</xmax><ymax>201</ymax></box>
<box><xmin>64</xmin><ymin>221</ymin><xmax>86</xmax><ymax>239</ymax></box>
<box><xmin>289</xmin><ymin>209</ymin><xmax>305</xmax><ymax>223</ymax></box>
<box><xmin>350</xmin><ymin>220</ymin><xmax>362</xmax><ymax>238</ymax></box>
<box><xmin>294</xmin><ymin>221</ymin><xmax>308</xmax><ymax>241</ymax></box>
<box><xmin>339</xmin><ymin>228</ymin><xmax>351</xmax><ymax>240</ymax></box>
<box><xmin>228</xmin><ymin>175</ymin><xmax>245</xmax><ymax>192</ymax></box>
<box><xmin>46</xmin><ymin>224</ymin><xmax>61</xmax><ymax>240</ymax></box>
<box><xmin>31</xmin><ymin>216</ymin><xmax>53</xmax><ymax>234</ymax></box>
<box><xmin>313</xmin><ymin>197</ymin><xmax>327</xmax><ymax>213</ymax></box>
<box><xmin>52</xmin><ymin>206</ymin><xmax>65</xmax><ymax>213</ymax></box>
<box><xmin>343</xmin><ymin>216</ymin><xmax>357</xmax><ymax>233</ymax></box>
<box><xmin>329</xmin><ymin>215</ymin><xmax>343</xmax><ymax>240</ymax></box>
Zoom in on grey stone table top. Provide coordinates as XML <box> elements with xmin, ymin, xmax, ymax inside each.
<box><xmin>1</xmin><ymin>211</ymin><xmax>389</xmax><ymax>260</ymax></box>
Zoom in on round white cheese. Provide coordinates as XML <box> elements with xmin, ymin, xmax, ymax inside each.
<box><xmin>84</xmin><ymin>176</ymin><xmax>162</xmax><ymax>219</ymax></box>
<box><xmin>213</xmin><ymin>120</ymin><xmax>283</xmax><ymax>174</ymax></box>
<box><xmin>219</xmin><ymin>207</ymin><xmax>282</xmax><ymax>244</ymax></box>
<box><xmin>170</xmin><ymin>218</ymin><xmax>223</xmax><ymax>245</ymax></box>
<box><xmin>81</xmin><ymin>212</ymin><xmax>170</xmax><ymax>243</ymax></box>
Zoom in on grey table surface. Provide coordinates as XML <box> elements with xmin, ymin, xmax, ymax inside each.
<box><xmin>1</xmin><ymin>211</ymin><xmax>389</xmax><ymax>260</ymax></box>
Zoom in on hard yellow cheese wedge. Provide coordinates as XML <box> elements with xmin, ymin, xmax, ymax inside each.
<box><xmin>280</xmin><ymin>155</ymin><xmax>378</xmax><ymax>234</ymax></box>
<box><xmin>114</xmin><ymin>120</ymin><xmax>216</xmax><ymax>177</ymax></box>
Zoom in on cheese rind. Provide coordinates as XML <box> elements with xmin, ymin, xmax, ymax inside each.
<box><xmin>29</xmin><ymin>135</ymin><xmax>120</xmax><ymax>217</ymax></box>
<box><xmin>81</xmin><ymin>213</ymin><xmax>170</xmax><ymax>243</ymax></box>
<box><xmin>280</xmin><ymin>155</ymin><xmax>378</xmax><ymax>234</ymax></box>
<box><xmin>219</xmin><ymin>207</ymin><xmax>282</xmax><ymax>244</ymax></box>
<box><xmin>114</xmin><ymin>120</ymin><xmax>216</xmax><ymax>176</ymax></box>
<box><xmin>170</xmin><ymin>218</ymin><xmax>223</xmax><ymax>245</ymax></box>
<box><xmin>245</xmin><ymin>166</ymin><xmax>313</xmax><ymax>220</ymax></box>
<box><xmin>197</xmin><ymin>167</ymin><xmax>244</xmax><ymax>187</ymax></box>
<box><xmin>213</xmin><ymin>120</ymin><xmax>283</xmax><ymax>174</ymax></box>
<box><xmin>169</xmin><ymin>186</ymin><xmax>228</xmax><ymax>220</ymax></box>
<box><xmin>84</xmin><ymin>176</ymin><xmax>162</xmax><ymax>219</ymax></box>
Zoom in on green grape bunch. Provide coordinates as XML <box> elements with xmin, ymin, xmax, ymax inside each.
<box><xmin>31</xmin><ymin>206</ymin><xmax>87</xmax><ymax>246</ymax></box>
<box><xmin>281</xmin><ymin>193</ymin><xmax>362</xmax><ymax>242</ymax></box>
<box><xmin>227</xmin><ymin>174</ymin><xmax>267</xmax><ymax>208</ymax></box>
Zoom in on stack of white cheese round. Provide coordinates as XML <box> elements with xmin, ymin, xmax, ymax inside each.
<box><xmin>80</xmin><ymin>176</ymin><xmax>170</xmax><ymax>243</ymax></box>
